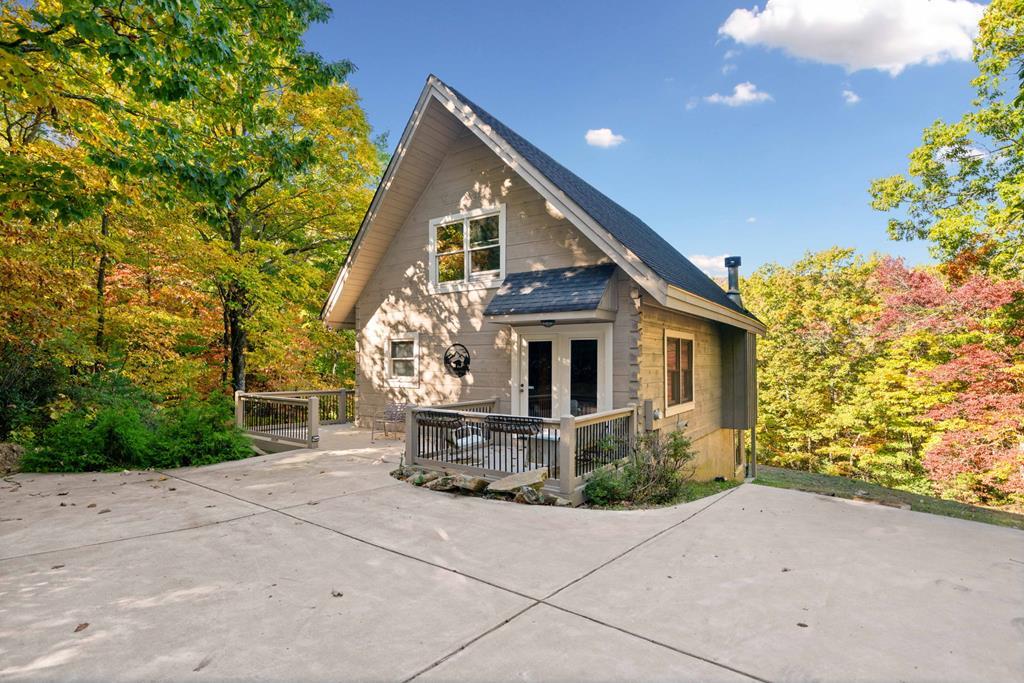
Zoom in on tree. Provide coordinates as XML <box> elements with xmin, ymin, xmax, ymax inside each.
<box><xmin>870</xmin><ymin>0</ymin><xmax>1024</xmax><ymax>280</ymax></box>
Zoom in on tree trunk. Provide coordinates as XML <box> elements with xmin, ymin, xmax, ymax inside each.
<box><xmin>94</xmin><ymin>210</ymin><xmax>110</xmax><ymax>355</ymax></box>
<box><xmin>227</xmin><ymin>292</ymin><xmax>246</xmax><ymax>392</ymax></box>
<box><xmin>221</xmin><ymin>294</ymin><xmax>230</xmax><ymax>385</ymax></box>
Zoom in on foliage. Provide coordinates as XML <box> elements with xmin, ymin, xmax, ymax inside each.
<box><xmin>20</xmin><ymin>385</ymin><xmax>250</xmax><ymax>472</ymax></box>
<box><xmin>585</xmin><ymin>430</ymin><xmax>697</xmax><ymax>507</ymax></box>
<box><xmin>754</xmin><ymin>466</ymin><xmax>1024</xmax><ymax>530</ymax></box>
<box><xmin>869</xmin><ymin>0</ymin><xmax>1024</xmax><ymax>280</ymax></box>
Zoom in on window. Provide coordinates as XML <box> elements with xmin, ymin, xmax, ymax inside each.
<box><xmin>429</xmin><ymin>206</ymin><xmax>505</xmax><ymax>288</ymax></box>
<box><xmin>665</xmin><ymin>330</ymin><xmax>694</xmax><ymax>415</ymax></box>
<box><xmin>387</xmin><ymin>334</ymin><xmax>418</xmax><ymax>384</ymax></box>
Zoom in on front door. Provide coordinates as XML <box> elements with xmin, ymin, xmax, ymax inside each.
<box><xmin>516</xmin><ymin>324</ymin><xmax>612</xmax><ymax>418</ymax></box>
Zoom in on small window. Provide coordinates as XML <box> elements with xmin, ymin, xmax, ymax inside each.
<box><xmin>388</xmin><ymin>335</ymin><xmax>418</xmax><ymax>383</ymax></box>
<box><xmin>429</xmin><ymin>207</ymin><xmax>505</xmax><ymax>288</ymax></box>
<box><xmin>665</xmin><ymin>330</ymin><xmax>694</xmax><ymax>414</ymax></box>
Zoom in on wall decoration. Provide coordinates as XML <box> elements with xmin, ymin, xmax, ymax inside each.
<box><xmin>444</xmin><ymin>343</ymin><xmax>471</xmax><ymax>377</ymax></box>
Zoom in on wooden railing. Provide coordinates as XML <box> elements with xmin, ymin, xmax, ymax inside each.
<box><xmin>406</xmin><ymin>402</ymin><xmax>638</xmax><ymax>504</ymax></box>
<box><xmin>233</xmin><ymin>388</ymin><xmax>355</xmax><ymax>449</ymax></box>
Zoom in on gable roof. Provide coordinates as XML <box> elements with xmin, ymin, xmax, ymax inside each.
<box><xmin>444</xmin><ymin>82</ymin><xmax>751</xmax><ymax>319</ymax></box>
<box><xmin>322</xmin><ymin>75</ymin><xmax>763</xmax><ymax>334</ymax></box>
<box><xmin>484</xmin><ymin>264</ymin><xmax>616</xmax><ymax>316</ymax></box>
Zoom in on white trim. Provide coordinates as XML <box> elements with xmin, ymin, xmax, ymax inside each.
<box><xmin>665</xmin><ymin>286</ymin><xmax>766</xmax><ymax>335</ymax></box>
<box><xmin>386</xmin><ymin>332</ymin><xmax>419</xmax><ymax>387</ymax></box>
<box><xmin>428</xmin><ymin>204</ymin><xmax>506</xmax><ymax>293</ymax></box>
<box><xmin>513</xmin><ymin>323</ymin><xmax>613</xmax><ymax>418</ymax></box>
<box><xmin>487</xmin><ymin>309</ymin><xmax>616</xmax><ymax>325</ymax></box>
<box><xmin>664</xmin><ymin>329</ymin><xmax>695</xmax><ymax>417</ymax></box>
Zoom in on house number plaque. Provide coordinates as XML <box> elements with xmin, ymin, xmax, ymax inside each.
<box><xmin>444</xmin><ymin>344</ymin><xmax>471</xmax><ymax>377</ymax></box>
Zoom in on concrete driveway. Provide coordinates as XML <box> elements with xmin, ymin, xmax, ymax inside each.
<box><xmin>2</xmin><ymin>427</ymin><xmax>1022</xmax><ymax>682</ymax></box>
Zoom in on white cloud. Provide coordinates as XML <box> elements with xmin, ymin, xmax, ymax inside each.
<box><xmin>585</xmin><ymin>128</ymin><xmax>625</xmax><ymax>148</ymax></box>
<box><xmin>721</xmin><ymin>63</ymin><xmax>738</xmax><ymax>74</ymax></box>
<box><xmin>842</xmin><ymin>89</ymin><xmax>861</xmax><ymax>104</ymax></box>
<box><xmin>746</xmin><ymin>216</ymin><xmax>757</xmax><ymax>223</ymax></box>
<box><xmin>689</xmin><ymin>254</ymin><xmax>731</xmax><ymax>278</ymax></box>
<box><xmin>705</xmin><ymin>82</ymin><xmax>774</xmax><ymax>106</ymax></box>
<box><xmin>723</xmin><ymin>49</ymin><xmax>742</xmax><ymax>60</ymax></box>
<box><xmin>719</xmin><ymin>0</ymin><xmax>984</xmax><ymax>76</ymax></box>
<box><xmin>685</xmin><ymin>97</ymin><xmax>699</xmax><ymax>111</ymax></box>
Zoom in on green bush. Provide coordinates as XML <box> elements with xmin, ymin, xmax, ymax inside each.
<box><xmin>584</xmin><ymin>429</ymin><xmax>697</xmax><ymax>507</ymax></box>
<box><xmin>20</xmin><ymin>391</ymin><xmax>252</xmax><ymax>472</ymax></box>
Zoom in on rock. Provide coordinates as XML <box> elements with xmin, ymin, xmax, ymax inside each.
<box><xmin>425</xmin><ymin>475</ymin><xmax>456</xmax><ymax>491</ymax></box>
<box><xmin>0</xmin><ymin>442</ymin><xmax>24</xmax><ymax>475</ymax></box>
<box><xmin>514</xmin><ymin>486</ymin><xmax>545</xmax><ymax>505</ymax></box>
<box><xmin>410</xmin><ymin>471</ymin><xmax>440</xmax><ymax>486</ymax></box>
<box><xmin>453</xmin><ymin>475</ymin><xmax>488</xmax><ymax>493</ymax></box>
<box><xmin>487</xmin><ymin>468</ymin><xmax>548</xmax><ymax>493</ymax></box>
<box><xmin>553</xmin><ymin>496</ymin><xmax>573</xmax><ymax>507</ymax></box>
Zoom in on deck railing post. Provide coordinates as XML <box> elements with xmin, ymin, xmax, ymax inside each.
<box><xmin>234</xmin><ymin>390</ymin><xmax>245</xmax><ymax>430</ymax></box>
<box><xmin>339</xmin><ymin>389</ymin><xmax>349</xmax><ymax>423</ymax></box>
<box><xmin>558</xmin><ymin>415</ymin><xmax>576</xmax><ymax>496</ymax></box>
<box><xmin>627</xmin><ymin>403</ymin><xmax>638</xmax><ymax>451</ymax></box>
<box><xmin>642</xmin><ymin>398</ymin><xmax>654</xmax><ymax>432</ymax></box>
<box><xmin>308</xmin><ymin>396</ymin><xmax>320</xmax><ymax>449</ymax></box>
<box><xmin>405</xmin><ymin>406</ymin><xmax>419</xmax><ymax>468</ymax></box>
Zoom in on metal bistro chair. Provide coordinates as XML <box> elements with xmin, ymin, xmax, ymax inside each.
<box><xmin>371</xmin><ymin>402</ymin><xmax>412</xmax><ymax>442</ymax></box>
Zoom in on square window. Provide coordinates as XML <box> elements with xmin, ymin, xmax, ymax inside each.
<box><xmin>389</xmin><ymin>338</ymin><xmax>417</xmax><ymax>380</ymax></box>
<box><xmin>666</xmin><ymin>332</ymin><xmax>694</xmax><ymax>410</ymax></box>
<box><xmin>431</xmin><ymin>208</ymin><xmax>503</xmax><ymax>287</ymax></box>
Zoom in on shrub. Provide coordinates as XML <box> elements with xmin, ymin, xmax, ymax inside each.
<box><xmin>584</xmin><ymin>429</ymin><xmax>697</xmax><ymax>507</ymax></box>
<box><xmin>20</xmin><ymin>390</ymin><xmax>252</xmax><ymax>472</ymax></box>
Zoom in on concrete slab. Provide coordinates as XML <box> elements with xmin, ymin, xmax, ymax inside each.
<box><xmin>2</xmin><ymin>470</ymin><xmax>160</xmax><ymax>496</ymax></box>
<box><xmin>0</xmin><ymin>477</ymin><xmax>262</xmax><ymax>559</ymax></box>
<box><xmin>168</xmin><ymin>446</ymin><xmax>401</xmax><ymax>510</ymax></box>
<box><xmin>292</xmin><ymin>482</ymin><xmax>732</xmax><ymax>598</ymax></box>
<box><xmin>0</xmin><ymin>512</ymin><xmax>530</xmax><ymax>682</ymax></box>
<box><xmin>417</xmin><ymin>603</ymin><xmax>752</xmax><ymax>682</ymax></box>
<box><xmin>549</xmin><ymin>484</ymin><xmax>1024</xmax><ymax>683</ymax></box>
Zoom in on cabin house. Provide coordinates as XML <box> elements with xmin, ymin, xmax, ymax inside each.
<box><xmin>321</xmin><ymin>76</ymin><xmax>764</xmax><ymax>501</ymax></box>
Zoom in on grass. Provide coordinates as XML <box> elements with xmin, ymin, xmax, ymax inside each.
<box><xmin>589</xmin><ymin>478</ymin><xmax>740</xmax><ymax>510</ymax></box>
<box><xmin>753</xmin><ymin>465</ymin><xmax>1024</xmax><ymax>531</ymax></box>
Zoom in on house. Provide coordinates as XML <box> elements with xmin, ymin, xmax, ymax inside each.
<box><xmin>321</xmin><ymin>76</ymin><xmax>763</xmax><ymax>487</ymax></box>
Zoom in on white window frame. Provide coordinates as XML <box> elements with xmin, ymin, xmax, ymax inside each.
<box><xmin>386</xmin><ymin>333</ymin><xmax>419</xmax><ymax>387</ymax></box>
<box><xmin>664</xmin><ymin>329</ymin><xmax>695</xmax><ymax>416</ymax></box>
<box><xmin>428</xmin><ymin>205</ymin><xmax>506</xmax><ymax>292</ymax></box>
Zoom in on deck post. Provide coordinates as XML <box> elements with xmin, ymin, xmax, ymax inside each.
<box><xmin>627</xmin><ymin>403</ymin><xmax>638</xmax><ymax>451</ymax></box>
<box><xmin>405</xmin><ymin>406</ymin><xmax>418</xmax><ymax>468</ymax></box>
<box><xmin>558</xmin><ymin>415</ymin><xmax>576</xmax><ymax>496</ymax></box>
<box><xmin>642</xmin><ymin>398</ymin><xmax>654</xmax><ymax>432</ymax></box>
<box><xmin>339</xmin><ymin>389</ymin><xmax>349</xmax><ymax>423</ymax></box>
<box><xmin>234</xmin><ymin>390</ymin><xmax>245</xmax><ymax>429</ymax></box>
<box><xmin>308</xmin><ymin>396</ymin><xmax>320</xmax><ymax>449</ymax></box>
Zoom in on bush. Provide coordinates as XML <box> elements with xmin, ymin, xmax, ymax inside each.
<box><xmin>20</xmin><ymin>391</ymin><xmax>252</xmax><ymax>472</ymax></box>
<box><xmin>584</xmin><ymin>429</ymin><xmax>697</xmax><ymax>507</ymax></box>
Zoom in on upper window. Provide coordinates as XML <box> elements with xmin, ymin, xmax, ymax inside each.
<box><xmin>665</xmin><ymin>330</ymin><xmax>694</xmax><ymax>414</ymax></box>
<box><xmin>387</xmin><ymin>334</ymin><xmax>418</xmax><ymax>384</ymax></box>
<box><xmin>429</xmin><ymin>206</ymin><xmax>505</xmax><ymax>289</ymax></box>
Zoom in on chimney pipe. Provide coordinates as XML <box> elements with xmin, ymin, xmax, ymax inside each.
<box><xmin>724</xmin><ymin>256</ymin><xmax>742</xmax><ymax>307</ymax></box>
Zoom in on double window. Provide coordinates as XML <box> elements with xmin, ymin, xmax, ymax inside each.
<box><xmin>665</xmin><ymin>330</ymin><xmax>694</xmax><ymax>415</ymax></box>
<box><xmin>429</xmin><ymin>206</ymin><xmax>505</xmax><ymax>288</ymax></box>
<box><xmin>387</xmin><ymin>334</ymin><xmax>418</xmax><ymax>384</ymax></box>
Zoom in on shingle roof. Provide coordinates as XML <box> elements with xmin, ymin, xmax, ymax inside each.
<box><xmin>442</xmin><ymin>79</ymin><xmax>753</xmax><ymax>319</ymax></box>
<box><xmin>484</xmin><ymin>264</ymin><xmax>616</xmax><ymax>316</ymax></box>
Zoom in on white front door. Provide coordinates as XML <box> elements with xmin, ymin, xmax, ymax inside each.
<box><xmin>514</xmin><ymin>324</ymin><xmax>613</xmax><ymax>418</ymax></box>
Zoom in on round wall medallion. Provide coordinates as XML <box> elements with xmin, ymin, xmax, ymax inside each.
<box><xmin>444</xmin><ymin>343</ymin><xmax>471</xmax><ymax>377</ymax></box>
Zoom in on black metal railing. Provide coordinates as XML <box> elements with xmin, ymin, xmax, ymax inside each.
<box><xmin>574</xmin><ymin>412</ymin><xmax>633</xmax><ymax>477</ymax></box>
<box><xmin>240</xmin><ymin>395</ymin><xmax>310</xmax><ymax>445</ymax></box>
<box><xmin>414</xmin><ymin>409</ymin><xmax>560</xmax><ymax>478</ymax></box>
<box><xmin>344</xmin><ymin>390</ymin><xmax>355</xmax><ymax>422</ymax></box>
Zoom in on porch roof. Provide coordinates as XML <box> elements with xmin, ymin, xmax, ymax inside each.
<box><xmin>484</xmin><ymin>264</ymin><xmax>616</xmax><ymax>316</ymax></box>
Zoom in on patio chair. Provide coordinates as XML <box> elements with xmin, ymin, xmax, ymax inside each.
<box><xmin>371</xmin><ymin>402</ymin><xmax>412</xmax><ymax>441</ymax></box>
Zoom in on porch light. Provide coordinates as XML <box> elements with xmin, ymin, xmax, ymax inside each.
<box><xmin>540</xmin><ymin>319</ymin><xmax>556</xmax><ymax>328</ymax></box>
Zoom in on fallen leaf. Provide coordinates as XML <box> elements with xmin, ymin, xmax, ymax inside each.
<box><xmin>86</xmin><ymin>503</ymin><xmax>96</xmax><ymax>508</ymax></box>
<box><xmin>193</xmin><ymin>655</ymin><xmax>213</xmax><ymax>672</ymax></box>
<box><xmin>797</xmin><ymin>623</ymin><xmax>808</xmax><ymax>628</ymax></box>
<box><xmin>97</xmin><ymin>509</ymin><xmax>111</xmax><ymax>514</ymax></box>
<box><xmin>74</xmin><ymin>623</ymin><xmax>89</xmax><ymax>632</ymax></box>
<box><xmin>51</xmin><ymin>564</ymin><xmax>65</xmax><ymax>570</ymax></box>
<box><xmin>57</xmin><ymin>492</ymin><xmax>68</xmax><ymax>496</ymax></box>
<box><xmin>331</xmin><ymin>590</ymin><xmax>344</xmax><ymax>598</ymax></box>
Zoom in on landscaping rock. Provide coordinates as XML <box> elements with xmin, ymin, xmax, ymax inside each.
<box><xmin>487</xmin><ymin>468</ymin><xmax>548</xmax><ymax>493</ymax></box>
<box><xmin>453</xmin><ymin>475</ymin><xmax>488</xmax><ymax>493</ymax></box>
<box><xmin>425</xmin><ymin>475</ymin><xmax>456</xmax><ymax>491</ymax></box>
<box><xmin>514</xmin><ymin>486</ymin><xmax>545</xmax><ymax>505</ymax></box>
<box><xmin>0</xmin><ymin>442</ymin><xmax>23</xmax><ymax>475</ymax></box>
<box><xmin>553</xmin><ymin>496</ymin><xmax>573</xmax><ymax>507</ymax></box>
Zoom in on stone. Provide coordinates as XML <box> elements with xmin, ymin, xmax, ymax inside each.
<box><xmin>553</xmin><ymin>496</ymin><xmax>573</xmax><ymax>507</ymax></box>
<box><xmin>453</xmin><ymin>475</ymin><xmax>488</xmax><ymax>493</ymax></box>
<box><xmin>514</xmin><ymin>486</ymin><xmax>545</xmax><ymax>505</ymax></box>
<box><xmin>486</xmin><ymin>468</ymin><xmax>548</xmax><ymax>493</ymax></box>
<box><xmin>425</xmin><ymin>475</ymin><xmax>456</xmax><ymax>491</ymax></box>
<box><xmin>0</xmin><ymin>442</ymin><xmax>24</xmax><ymax>475</ymax></box>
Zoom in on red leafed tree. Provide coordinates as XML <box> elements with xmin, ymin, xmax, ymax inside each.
<box><xmin>874</xmin><ymin>258</ymin><xmax>1024</xmax><ymax>505</ymax></box>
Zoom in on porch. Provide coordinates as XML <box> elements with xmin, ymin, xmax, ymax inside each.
<box><xmin>405</xmin><ymin>398</ymin><xmax>639</xmax><ymax>505</ymax></box>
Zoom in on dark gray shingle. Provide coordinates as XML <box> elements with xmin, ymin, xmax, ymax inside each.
<box><xmin>484</xmin><ymin>264</ymin><xmax>616</xmax><ymax>316</ymax></box>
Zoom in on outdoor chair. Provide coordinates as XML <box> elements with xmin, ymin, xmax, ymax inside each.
<box><xmin>371</xmin><ymin>402</ymin><xmax>412</xmax><ymax>441</ymax></box>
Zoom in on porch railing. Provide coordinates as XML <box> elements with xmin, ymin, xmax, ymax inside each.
<box><xmin>406</xmin><ymin>402</ymin><xmax>637</xmax><ymax>504</ymax></box>
<box><xmin>234</xmin><ymin>388</ymin><xmax>354</xmax><ymax>449</ymax></box>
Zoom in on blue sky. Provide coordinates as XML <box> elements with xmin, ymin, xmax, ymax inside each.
<box><xmin>304</xmin><ymin>0</ymin><xmax>985</xmax><ymax>276</ymax></box>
